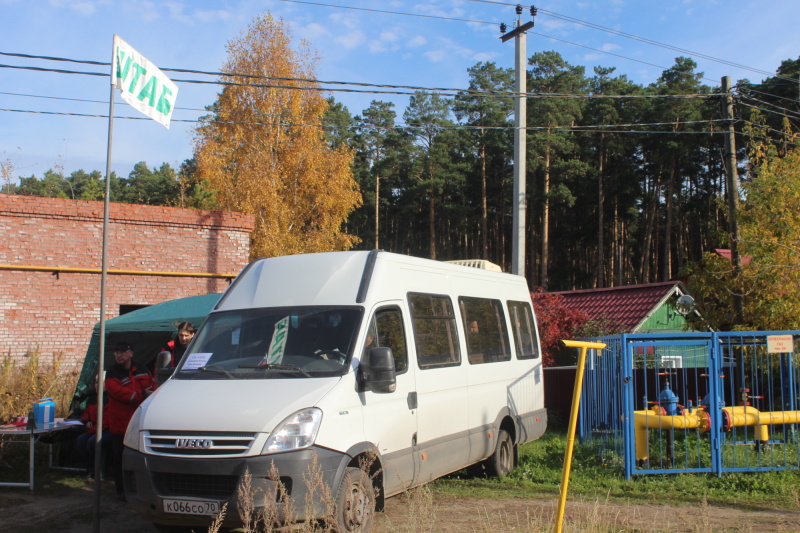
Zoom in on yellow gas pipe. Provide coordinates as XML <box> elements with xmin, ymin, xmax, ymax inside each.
<box><xmin>634</xmin><ymin>405</ymin><xmax>800</xmax><ymax>463</ymax></box>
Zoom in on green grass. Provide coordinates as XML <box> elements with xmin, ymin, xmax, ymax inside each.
<box><xmin>432</xmin><ymin>428</ymin><xmax>800</xmax><ymax>511</ymax></box>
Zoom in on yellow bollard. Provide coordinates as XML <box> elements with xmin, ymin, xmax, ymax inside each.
<box><xmin>555</xmin><ymin>340</ymin><xmax>606</xmax><ymax>533</ymax></box>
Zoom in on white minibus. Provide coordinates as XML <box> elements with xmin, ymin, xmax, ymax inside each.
<box><xmin>122</xmin><ymin>250</ymin><xmax>546</xmax><ymax>532</ymax></box>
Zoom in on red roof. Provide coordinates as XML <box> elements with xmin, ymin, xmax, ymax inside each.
<box><xmin>546</xmin><ymin>281</ymin><xmax>683</xmax><ymax>331</ymax></box>
<box><xmin>714</xmin><ymin>249</ymin><xmax>752</xmax><ymax>265</ymax></box>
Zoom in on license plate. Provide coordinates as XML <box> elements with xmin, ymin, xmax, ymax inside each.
<box><xmin>163</xmin><ymin>498</ymin><xmax>221</xmax><ymax>516</ymax></box>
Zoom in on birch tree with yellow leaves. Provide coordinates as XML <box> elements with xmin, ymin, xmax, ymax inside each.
<box><xmin>193</xmin><ymin>14</ymin><xmax>361</xmax><ymax>259</ymax></box>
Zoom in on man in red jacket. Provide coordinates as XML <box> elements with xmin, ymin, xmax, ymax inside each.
<box><xmin>105</xmin><ymin>341</ymin><xmax>155</xmax><ymax>501</ymax></box>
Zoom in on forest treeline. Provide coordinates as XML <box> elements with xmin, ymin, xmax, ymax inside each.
<box><xmin>4</xmin><ymin>49</ymin><xmax>799</xmax><ymax>293</ymax></box>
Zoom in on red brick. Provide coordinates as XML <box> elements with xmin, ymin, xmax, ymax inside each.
<box><xmin>0</xmin><ymin>195</ymin><xmax>254</xmax><ymax>365</ymax></box>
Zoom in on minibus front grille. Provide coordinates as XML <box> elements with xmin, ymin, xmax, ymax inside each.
<box><xmin>144</xmin><ymin>430</ymin><xmax>257</xmax><ymax>457</ymax></box>
<box><xmin>152</xmin><ymin>472</ymin><xmax>239</xmax><ymax>499</ymax></box>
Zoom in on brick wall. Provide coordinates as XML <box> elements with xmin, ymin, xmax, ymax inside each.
<box><xmin>0</xmin><ymin>195</ymin><xmax>254</xmax><ymax>367</ymax></box>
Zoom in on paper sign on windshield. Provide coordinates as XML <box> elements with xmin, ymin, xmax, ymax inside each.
<box><xmin>182</xmin><ymin>353</ymin><xmax>213</xmax><ymax>370</ymax></box>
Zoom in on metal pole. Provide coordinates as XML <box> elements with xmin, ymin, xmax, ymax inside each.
<box><xmin>555</xmin><ymin>340</ymin><xmax>606</xmax><ymax>533</ymax></box>
<box><xmin>511</xmin><ymin>22</ymin><xmax>527</xmax><ymax>276</ymax></box>
<box><xmin>93</xmin><ymin>34</ymin><xmax>116</xmax><ymax>533</ymax></box>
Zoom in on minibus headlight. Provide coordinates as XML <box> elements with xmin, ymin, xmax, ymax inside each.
<box><xmin>123</xmin><ymin>407</ymin><xmax>142</xmax><ymax>450</ymax></box>
<box><xmin>262</xmin><ymin>408</ymin><xmax>322</xmax><ymax>453</ymax></box>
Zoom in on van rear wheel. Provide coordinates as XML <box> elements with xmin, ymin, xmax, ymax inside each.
<box><xmin>485</xmin><ymin>429</ymin><xmax>515</xmax><ymax>477</ymax></box>
<box><xmin>334</xmin><ymin>467</ymin><xmax>375</xmax><ymax>533</ymax></box>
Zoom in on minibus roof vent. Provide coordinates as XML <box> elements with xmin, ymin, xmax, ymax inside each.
<box><xmin>444</xmin><ymin>259</ymin><xmax>503</xmax><ymax>272</ymax></box>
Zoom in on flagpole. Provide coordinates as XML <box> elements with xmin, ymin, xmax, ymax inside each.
<box><xmin>93</xmin><ymin>33</ymin><xmax>117</xmax><ymax>533</ymax></box>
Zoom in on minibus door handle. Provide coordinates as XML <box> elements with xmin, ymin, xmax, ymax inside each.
<box><xmin>407</xmin><ymin>391</ymin><xmax>418</xmax><ymax>410</ymax></box>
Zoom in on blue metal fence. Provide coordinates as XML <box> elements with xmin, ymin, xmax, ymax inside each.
<box><xmin>578</xmin><ymin>332</ymin><xmax>800</xmax><ymax>479</ymax></box>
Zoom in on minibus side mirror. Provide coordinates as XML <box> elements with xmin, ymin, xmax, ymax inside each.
<box><xmin>155</xmin><ymin>351</ymin><xmax>174</xmax><ymax>386</ymax></box>
<box><xmin>362</xmin><ymin>347</ymin><xmax>397</xmax><ymax>394</ymax></box>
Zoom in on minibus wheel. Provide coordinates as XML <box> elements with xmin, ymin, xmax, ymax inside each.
<box><xmin>334</xmin><ymin>467</ymin><xmax>375</xmax><ymax>533</ymax></box>
<box><xmin>485</xmin><ymin>430</ymin><xmax>515</xmax><ymax>477</ymax></box>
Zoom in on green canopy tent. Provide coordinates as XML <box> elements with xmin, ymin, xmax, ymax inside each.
<box><xmin>73</xmin><ymin>293</ymin><xmax>220</xmax><ymax>404</ymax></box>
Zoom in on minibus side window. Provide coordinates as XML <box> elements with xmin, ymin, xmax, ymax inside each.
<box><xmin>409</xmin><ymin>293</ymin><xmax>461</xmax><ymax>369</ymax></box>
<box><xmin>458</xmin><ymin>297</ymin><xmax>511</xmax><ymax>365</ymax></box>
<box><xmin>507</xmin><ymin>301</ymin><xmax>539</xmax><ymax>359</ymax></box>
<box><xmin>364</xmin><ymin>307</ymin><xmax>408</xmax><ymax>373</ymax></box>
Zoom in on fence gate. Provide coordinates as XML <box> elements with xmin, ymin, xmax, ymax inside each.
<box><xmin>579</xmin><ymin>332</ymin><xmax>800</xmax><ymax>479</ymax></box>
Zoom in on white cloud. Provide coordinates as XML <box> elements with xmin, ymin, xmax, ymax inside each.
<box><xmin>601</xmin><ymin>43</ymin><xmax>621</xmax><ymax>52</ymax></box>
<box><xmin>164</xmin><ymin>1</ymin><xmax>193</xmax><ymax>24</ymax></box>
<box><xmin>407</xmin><ymin>35</ymin><xmax>427</xmax><ymax>47</ymax></box>
<box><xmin>424</xmin><ymin>49</ymin><xmax>447</xmax><ymax>63</ymax></box>
<box><xmin>118</xmin><ymin>0</ymin><xmax>160</xmax><ymax>23</ymax></box>
<box><xmin>329</xmin><ymin>12</ymin><xmax>360</xmax><ymax>30</ymax></box>
<box><xmin>334</xmin><ymin>30</ymin><xmax>366</xmax><ymax>50</ymax></box>
<box><xmin>380</xmin><ymin>31</ymin><xmax>400</xmax><ymax>43</ymax></box>
<box><xmin>301</xmin><ymin>22</ymin><xmax>329</xmax><ymax>40</ymax></box>
<box><xmin>413</xmin><ymin>3</ymin><xmax>466</xmax><ymax>19</ymax></box>
<box><xmin>368</xmin><ymin>31</ymin><xmax>401</xmax><ymax>53</ymax></box>
<box><xmin>48</xmin><ymin>0</ymin><xmax>97</xmax><ymax>16</ymax></box>
<box><xmin>193</xmin><ymin>8</ymin><xmax>232</xmax><ymax>24</ymax></box>
<box><xmin>473</xmin><ymin>52</ymin><xmax>497</xmax><ymax>62</ymax></box>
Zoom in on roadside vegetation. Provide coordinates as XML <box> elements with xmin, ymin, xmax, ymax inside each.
<box><xmin>437</xmin><ymin>428</ymin><xmax>800</xmax><ymax>512</ymax></box>
<box><xmin>0</xmin><ymin>350</ymin><xmax>77</xmax><ymax>424</ymax></box>
<box><xmin>2</xmin><ymin>420</ymin><xmax>798</xmax><ymax>532</ymax></box>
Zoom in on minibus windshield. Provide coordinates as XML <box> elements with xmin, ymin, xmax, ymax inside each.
<box><xmin>174</xmin><ymin>306</ymin><xmax>363</xmax><ymax>379</ymax></box>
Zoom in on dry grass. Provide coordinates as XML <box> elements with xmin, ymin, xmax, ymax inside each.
<box><xmin>0</xmin><ymin>348</ymin><xmax>78</xmax><ymax>423</ymax></box>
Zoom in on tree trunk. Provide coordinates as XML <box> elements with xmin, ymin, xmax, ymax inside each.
<box><xmin>429</xmin><ymin>173</ymin><xmax>436</xmax><ymax>260</ymax></box>
<box><xmin>541</xmin><ymin>138</ymin><xmax>551</xmax><ymax>290</ymax></box>
<box><xmin>596</xmin><ymin>134</ymin><xmax>606</xmax><ymax>287</ymax></box>
<box><xmin>480</xmin><ymin>138</ymin><xmax>488</xmax><ymax>259</ymax></box>
<box><xmin>374</xmin><ymin>175</ymin><xmax>380</xmax><ymax>250</ymax></box>
<box><xmin>661</xmin><ymin>160</ymin><xmax>676</xmax><ymax>281</ymax></box>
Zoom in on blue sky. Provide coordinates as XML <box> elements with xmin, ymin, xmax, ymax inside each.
<box><xmin>2</xmin><ymin>0</ymin><xmax>800</xmax><ymax>182</ymax></box>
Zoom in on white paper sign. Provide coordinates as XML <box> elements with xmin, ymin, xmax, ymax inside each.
<box><xmin>767</xmin><ymin>335</ymin><xmax>793</xmax><ymax>354</ymax></box>
<box><xmin>182</xmin><ymin>352</ymin><xmax>214</xmax><ymax>370</ymax></box>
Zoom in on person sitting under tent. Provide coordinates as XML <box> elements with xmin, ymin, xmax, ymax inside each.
<box><xmin>159</xmin><ymin>321</ymin><xmax>196</xmax><ymax>367</ymax></box>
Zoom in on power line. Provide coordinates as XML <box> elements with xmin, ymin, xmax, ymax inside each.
<box><xmin>738</xmin><ymin>101</ymin><xmax>800</xmax><ymax>124</ymax></box>
<box><xmin>0</xmin><ymin>105</ymin><xmax>732</xmax><ymax>135</ymax></box>
<box><xmin>737</xmin><ymin>94</ymin><xmax>800</xmax><ymax>120</ymax></box>
<box><xmin>273</xmin><ymin>0</ymin><xmax>499</xmax><ymax>25</ymax></box>
<box><xmin>737</xmin><ymin>85</ymin><xmax>800</xmax><ymax>107</ymax></box>
<box><xmin>0</xmin><ymin>61</ymin><xmax>718</xmax><ymax>100</ymax></box>
<box><xmin>272</xmin><ymin>0</ymin><xmax>788</xmax><ymax>86</ymax></box>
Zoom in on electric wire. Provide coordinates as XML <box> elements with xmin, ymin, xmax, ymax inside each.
<box><xmin>738</xmin><ymin>101</ymin><xmax>800</xmax><ymax>124</ymax></box>
<box><xmin>273</xmin><ymin>0</ymin><xmax>498</xmax><ymax>25</ymax></box>
<box><xmin>273</xmin><ymin>0</ymin><xmax>790</xmax><ymax>86</ymax></box>
<box><xmin>0</xmin><ymin>61</ymin><xmax>719</xmax><ymax>100</ymax></box>
<box><xmin>737</xmin><ymin>94</ymin><xmax>800</xmax><ymax>120</ymax></box>
<box><xmin>0</xmin><ymin>105</ymin><xmax>732</xmax><ymax>135</ymax></box>
<box><xmin>736</xmin><ymin>85</ymin><xmax>800</xmax><ymax>107</ymax></box>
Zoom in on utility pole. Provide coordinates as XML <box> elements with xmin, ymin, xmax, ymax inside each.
<box><xmin>722</xmin><ymin>75</ymin><xmax>743</xmax><ymax>323</ymax></box>
<box><xmin>501</xmin><ymin>6</ymin><xmax>536</xmax><ymax>277</ymax></box>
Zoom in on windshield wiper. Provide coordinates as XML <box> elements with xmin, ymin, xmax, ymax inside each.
<box><xmin>238</xmin><ymin>363</ymin><xmax>312</xmax><ymax>378</ymax></box>
<box><xmin>198</xmin><ymin>365</ymin><xmax>237</xmax><ymax>379</ymax></box>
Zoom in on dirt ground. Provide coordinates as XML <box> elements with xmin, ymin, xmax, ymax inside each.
<box><xmin>2</xmin><ymin>478</ymin><xmax>800</xmax><ymax>533</ymax></box>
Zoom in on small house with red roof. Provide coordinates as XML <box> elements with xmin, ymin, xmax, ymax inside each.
<box><xmin>548</xmin><ymin>280</ymin><xmax>699</xmax><ymax>333</ymax></box>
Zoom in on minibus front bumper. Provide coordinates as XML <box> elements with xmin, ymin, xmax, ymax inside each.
<box><xmin>122</xmin><ymin>445</ymin><xmax>348</xmax><ymax>528</ymax></box>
